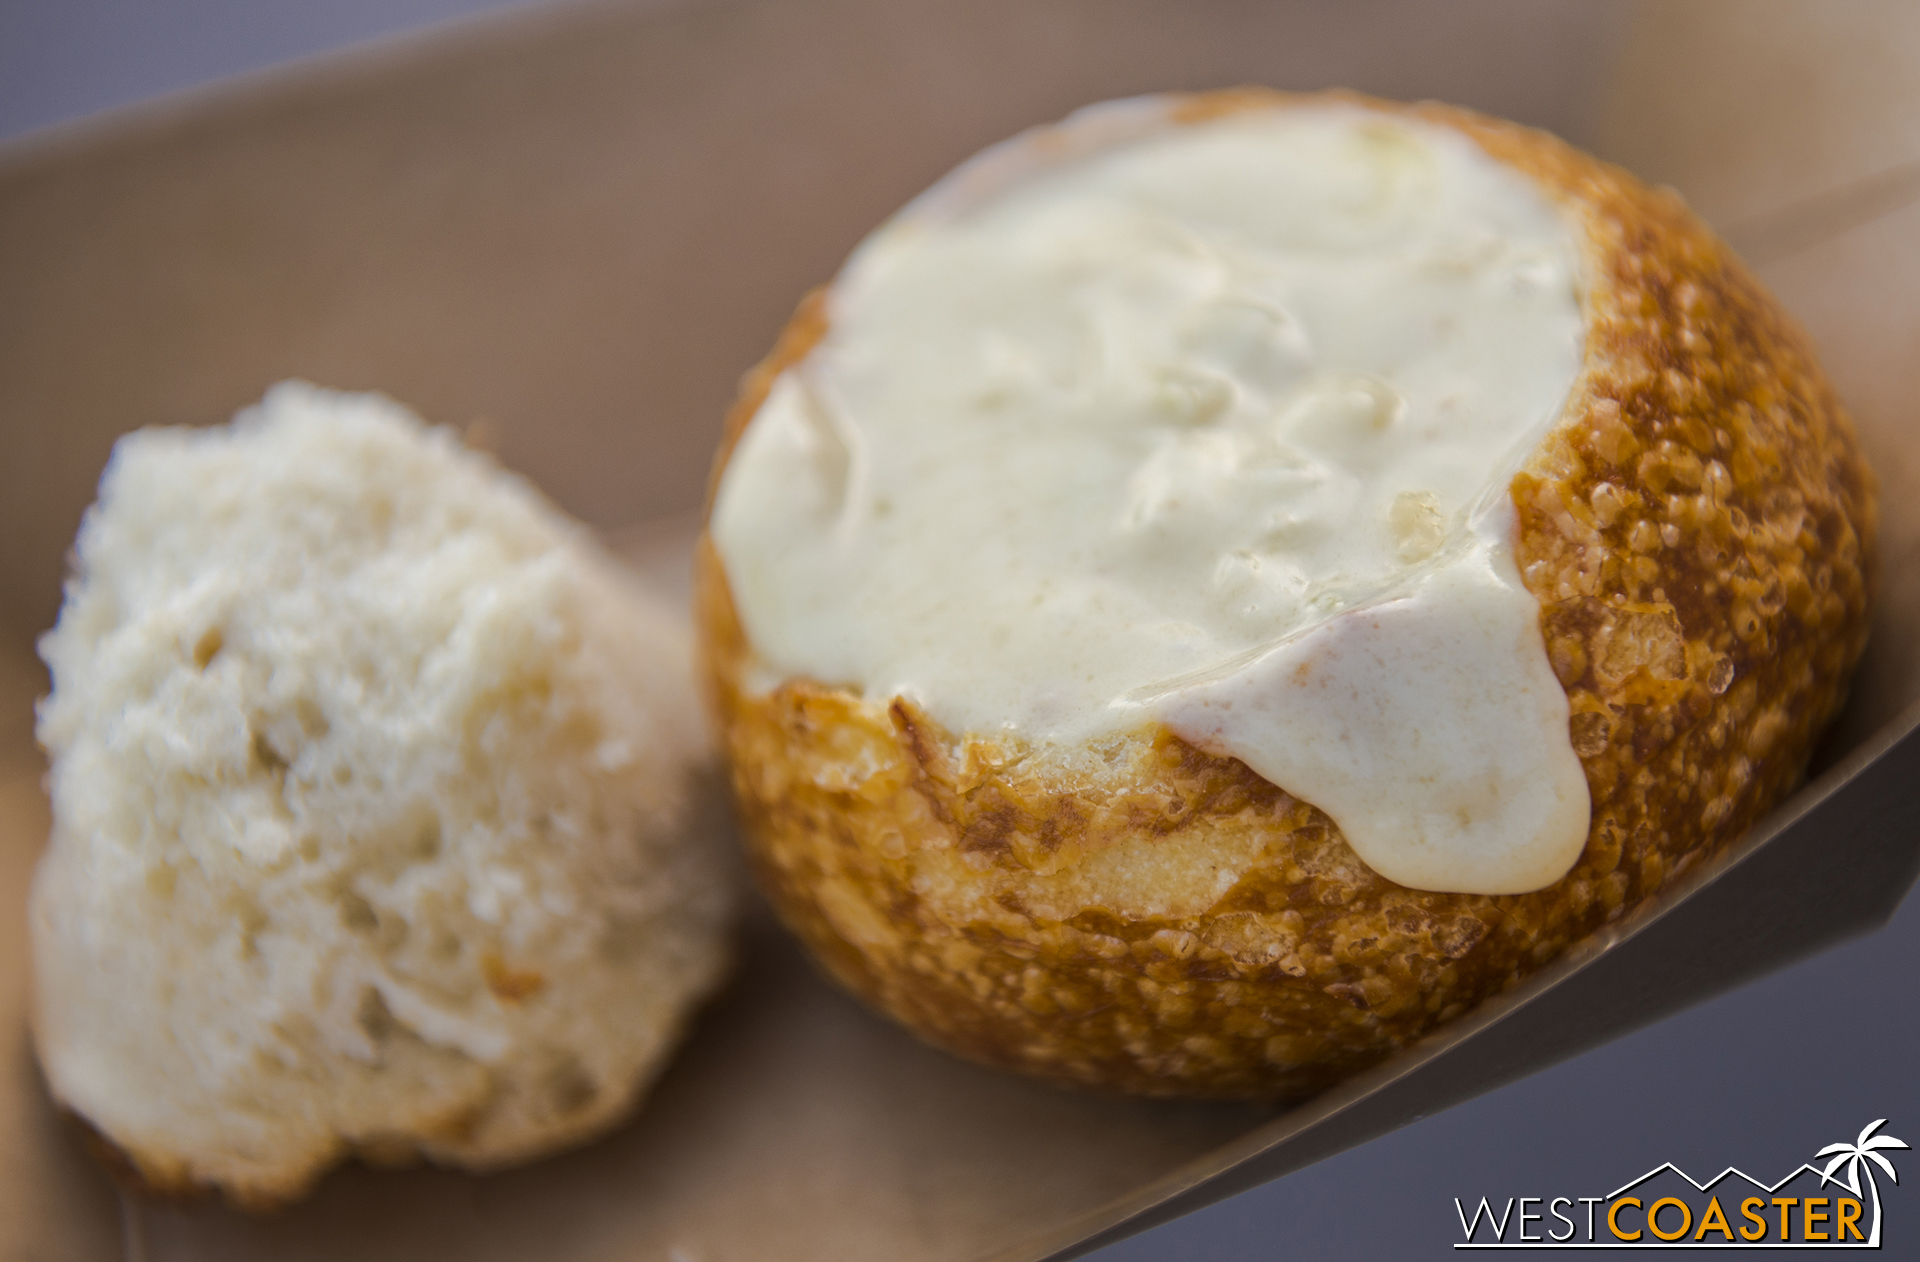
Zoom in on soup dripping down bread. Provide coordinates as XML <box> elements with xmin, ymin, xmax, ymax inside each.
<box><xmin>698</xmin><ymin>90</ymin><xmax>1874</xmax><ymax>1100</ymax></box>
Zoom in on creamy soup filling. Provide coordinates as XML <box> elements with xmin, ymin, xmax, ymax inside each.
<box><xmin>712</xmin><ymin>98</ymin><xmax>1592</xmax><ymax>894</ymax></box>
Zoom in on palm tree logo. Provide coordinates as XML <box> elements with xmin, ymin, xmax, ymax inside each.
<box><xmin>1817</xmin><ymin>1119</ymin><xmax>1909</xmax><ymax>1247</ymax></box>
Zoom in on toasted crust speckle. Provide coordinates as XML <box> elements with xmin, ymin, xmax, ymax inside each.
<box><xmin>697</xmin><ymin>90</ymin><xmax>1876</xmax><ymax>1099</ymax></box>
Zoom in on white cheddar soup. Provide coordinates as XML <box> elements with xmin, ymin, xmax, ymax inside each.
<box><xmin>712</xmin><ymin>98</ymin><xmax>1592</xmax><ymax>894</ymax></box>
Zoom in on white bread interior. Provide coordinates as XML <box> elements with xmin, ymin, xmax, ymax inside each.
<box><xmin>31</xmin><ymin>382</ymin><xmax>733</xmax><ymax>1206</ymax></box>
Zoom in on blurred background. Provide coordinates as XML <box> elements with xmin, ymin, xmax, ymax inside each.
<box><xmin>3</xmin><ymin>2</ymin><xmax>1918</xmax><ymax>1259</ymax></box>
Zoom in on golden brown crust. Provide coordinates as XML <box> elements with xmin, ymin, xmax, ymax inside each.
<box><xmin>696</xmin><ymin>89</ymin><xmax>1877</xmax><ymax>1099</ymax></box>
<box><xmin>61</xmin><ymin>1106</ymin><xmax>311</xmax><ymax>1213</ymax></box>
<box><xmin>63</xmin><ymin>1108</ymin><xmax>212</xmax><ymax>1205</ymax></box>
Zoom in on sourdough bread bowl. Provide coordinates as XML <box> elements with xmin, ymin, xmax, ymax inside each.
<box><xmin>696</xmin><ymin>89</ymin><xmax>1876</xmax><ymax>1099</ymax></box>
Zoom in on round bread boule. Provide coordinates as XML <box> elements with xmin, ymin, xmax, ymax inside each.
<box><xmin>696</xmin><ymin>90</ymin><xmax>1877</xmax><ymax>1100</ymax></box>
<box><xmin>31</xmin><ymin>382</ymin><xmax>733</xmax><ymax>1205</ymax></box>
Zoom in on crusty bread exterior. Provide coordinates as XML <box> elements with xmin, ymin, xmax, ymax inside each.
<box><xmin>697</xmin><ymin>90</ymin><xmax>1877</xmax><ymax>1099</ymax></box>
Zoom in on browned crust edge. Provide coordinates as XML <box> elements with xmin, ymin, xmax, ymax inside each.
<box><xmin>697</xmin><ymin>88</ymin><xmax>1878</xmax><ymax>1099</ymax></box>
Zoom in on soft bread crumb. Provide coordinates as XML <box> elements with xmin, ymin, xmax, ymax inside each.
<box><xmin>30</xmin><ymin>382</ymin><xmax>733</xmax><ymax>1206</ymax></box>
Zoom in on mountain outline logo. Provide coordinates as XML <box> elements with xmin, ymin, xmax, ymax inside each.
<box><xmin>1454</xmin><ymin>1120</ymin><xmax>1908</xmax><ymax>1247</ymax></box>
